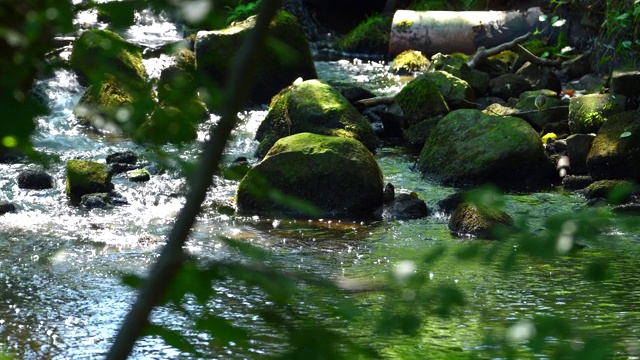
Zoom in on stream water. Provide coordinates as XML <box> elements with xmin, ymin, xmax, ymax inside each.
<box><xmin>1</xmin><ymin>7</ymin><xmax>640</xmax><ymax>360</ymax></box>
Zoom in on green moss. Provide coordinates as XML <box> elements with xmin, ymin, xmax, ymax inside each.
<box><xmin>390</xmin><ymin>50</ymin><xmax>430</xmax><ymax>75</ymax></box>
<box><xmin>255</xmin><ymin>80</ymin><xmax>378</xmax><ymax>157</ymax></box>
<box><xmin>70</xmin><ymin>29</ymin><xmax>146</xmax><ymax>86</ymax></box>
<box><xmin>418</xmin><ymin>109</ymin><xmax>553</xmax><ymax>189</ymax></box>
<box><xmin>74</xmin><ymin>75</ymin><xmax>134</xmax><ymax>125</ymax></box>
<box><xmin>583</xmin><ymin>179</ymin><xmax>634</xmax><ymax>203</ymax></box>
<box><xmin>335</xmin><ymin>14</ymin><xmax>391</xmax><ymax>54</ymax></box>
<box><xmin>449</xmin><ymin>202</ymin><xmax>514</xmax><ymax>239</ymax></box>
<box><xmin>569</xmin><ymin>94</ymin><xmax>627</xmax><ymax>134</ymax></box>
<box><xmin>237</xmin><ymin>133</ymin><xmax>383</xmax><ymax>217</ymax></box>
<box><xmin>66</xmin><ymin>160</ymin><xmax>112</xmax><ymax>200</ymax></box>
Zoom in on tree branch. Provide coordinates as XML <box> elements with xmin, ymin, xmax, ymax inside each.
<box><xmin>106</xmin><ymin>1</ymin><xmax>282</xmax><ymax>358</ymax></box>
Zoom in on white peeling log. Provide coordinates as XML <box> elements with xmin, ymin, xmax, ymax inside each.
<box><xmin>388</xmin><ymin>7</ymin><xmax>544</xmax><ymax>58</ymax></box>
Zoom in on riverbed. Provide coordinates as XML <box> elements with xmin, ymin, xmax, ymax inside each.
<box><xmin>1</xmin><ymin>7</ymin><xmax>640</xmax><ymax>360</ymax></box>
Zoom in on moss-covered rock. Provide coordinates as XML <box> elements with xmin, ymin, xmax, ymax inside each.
<box><xmin>390</xmin><ymin>50</ymin><xmax>430</xmax><ymax>75</ymax></box>
<box><xmin>70</xmin><ymin>29</ymin><xmax>146</xmax><ymax>87</ymax></box>
<box><xmin>395</xmin><ymin>70</ymin><xmax>475</xmax><ymax>126</ymax></box>
<box><xmin>568</xmin><ymin>93</ymin><xmax>627</xmax><ymax>134</ymax></box>
<box><xmin>418</xmin><ymin>109</ymin><xmax>556</xmax><ymax>190</ymax></box>
<box><xmin>583</xmin><ymin>179</ymin><xmax>635</xmax><ymax>204</ymax></box>
<box><xmin>237</xmin><ymin>133</ymin><xmax>383</xmax><ymax>218</ymax></box>
<box><xmin>255</xmin><ymin>79</ymin><xmax>379</xmax><ymax>157</ymax></box>
<box><xmin>66</xmin><ymin>160</ymin><xmax>113</xmax><ymax>201</ymax></box>
<box><xmin>127</xmin><ymin>168</ymin><xmax>151</xmax><ymax>182</ymax></box>
<box><xmin>402</xmin><ymin>115</ymin><xmax>443</xmax><ymax>154</ymax></box>
<box><xmin>335</xmin><ymin>14</ymin><xmax>391</xmax><ymax>54</ymax></box>
<box><xmin>448</xmin><ymin>202</ymin><xmax>514</xmax><ymax>239</ymax></box>
<box><xmin>586</xmin><ymin>110</ymin><xmax>640</xmax><ymax>181</ymax></box>
<box><xmin>157</xmin><ymin>49</ymin><xmax>198</xmax><ymax>104</ymax></box>
<box><xmin>73</xmin><ymin>75</ymin><xmax>135</xmax><ymax>127</ymax></box>
<box><xmin>514</xmin><ymin>90</ymin><xmax>568</xmax><ymax>132</ymax></box>
<box><xmin>428</xmin><ymin>53</ymin><xmax>489</xmax><ymax>96</ymax></box>
<box><xmin>137</xmin><ymin>106</ymin><xmax>198</xmax><ymax>145</ymax></box>
<box><xmin>482</xmin><ymin>103</ymin><xmax>518</xmax><ymax>117</ymax></box>
<box><xmin>195</xmin><ymin>10</ymin><xmax>317</xmax><ymax>105</ymax></box>
<box><xmin>156</xmin><ymin>49</ymin><xmax>208</xmax><ymax>124</ymax></box>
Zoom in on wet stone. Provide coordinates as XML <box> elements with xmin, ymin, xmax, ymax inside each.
<box><xmin>0</xmin><ymin>201</ymin><xmax>17</xmax><ymax>215</ymax></box>
<box><xmin>17</xmin><ymin>169</ymin><xmax>54</xmax><ymax>190</ymax></box>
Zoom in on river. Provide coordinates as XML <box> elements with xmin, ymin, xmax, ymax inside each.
<box><xmin>1</xmin><ymin>6</ymin><xmax>640</xmax><ymax>360</ymax></box>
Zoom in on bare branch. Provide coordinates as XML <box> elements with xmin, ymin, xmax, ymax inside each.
<box><xmin>106</xmin><ymin>1</ymin><xmax>283</xmax><ymax>358</ymax></box>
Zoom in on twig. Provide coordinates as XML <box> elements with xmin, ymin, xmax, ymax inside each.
<box><xmin>466</xmin><ymin>32</ymin><xmax>564</xmax><ymax>69</ymax></box>
<box><xmin>106</xmin><ymin>0</ymin><xmax>283</xmax><ymax>358</ymax></box>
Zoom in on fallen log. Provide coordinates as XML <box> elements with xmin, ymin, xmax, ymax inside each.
<box><xmin>388</xmin><ymin>7</ymin><xmax>544</xmax><ymax>58</ymax></box>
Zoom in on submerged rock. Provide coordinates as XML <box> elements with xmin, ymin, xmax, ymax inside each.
<box><xmin>0</xmin><ymin>201</ymin><xmax>16</xmax><ymax>215</ymax></box>
<box><xmin>378</xmin><ymin>192</ymin><xmax>430</xmax><ymax>220</ymax></box>
<box><xmin>81</xmin><ymin>193</ymin><xmax>112</xmax><ymax>209</ymax></box>
<box><xmin>448</xmin><ymin>202</ymin><xmax>513</xmax><ymax>239</ymax></box>
<box><xmin>255</xmin><ymin>79</ymin><xmax>379</xmax><ymax>157</ymax></box>
<box><xmin>237</xmin><ymin>133</ymin><xmax>383</xmax><ymax>218</ymax></box>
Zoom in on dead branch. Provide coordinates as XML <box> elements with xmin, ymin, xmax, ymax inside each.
<box><xmin>466</xmin><ymin>32</ymin><xmax>564</xmax><ymax>70</ymax></box>
<box><xmin>466</xmin><ymin>32</ymin><xmax>533</xmax><ymax>68</ymax></box>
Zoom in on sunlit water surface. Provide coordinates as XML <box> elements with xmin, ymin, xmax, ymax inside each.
<box><xmin>1</xmin><ymin>8</ymin><xmax>640</xmax><ymax>360</ymax></box>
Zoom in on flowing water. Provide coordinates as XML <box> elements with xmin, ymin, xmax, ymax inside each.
<box><xmin>1</xmin><ymin>7</ymin><xmax>640</xmax><ymax>360</ymax></box>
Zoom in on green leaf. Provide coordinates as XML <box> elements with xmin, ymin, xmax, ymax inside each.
<box><xmin>195</xmin><ymin>315</ymin><xmax>249</xmax><ymax>348</ymax></box>
<box><xmin>621</xmin><ymin>41</ymin><xmax>632</xmax><ymax>49</ymax></box>
<box><xmin>121</xmin><ymin>273</ymin><xmax>145</xmax><ymax>289</ymax></box>
<box><xmin>219</xmin><ymin>236</ymin><xmax>270</xmax><ymax>261</ymax></box>
<box><xmin>144</xmin><ymin>324</ymin><xmax>199</xmax><ymax>355</ymax></box>
<box><xmin>620</xmin><ymin>131</ymin><xmax>632</xmax><ymax>138</ymax></box>
<box><xmin>616</xmin><ymin>13</ymin><xmax>630</xmax><ymax>20</ymax></box>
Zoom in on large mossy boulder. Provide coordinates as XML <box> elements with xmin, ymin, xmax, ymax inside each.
<box><xmin>70</xmin><ymin>29</ymin><xmax>146</xmax><ymax>87</ymax></box>
<box><xmin>237</xmin><ymin>133</ymin><xmax>383</xmax><ymax>218</ymax></box>
<box><xmin>194</xmin><ymin>10</ymin><xmax>317</xmax><ymax>105</ymax></box>
<box><xmin>66</xmin><ymin>160</ymin><xmax>113</xmax><ymax>201</ymax></box>
<box><xmin>587</xmin><ymin>110</ymin><xmax>640</xmax><ymax>181</ymax></box>
<box><xmin>71</xmin><ymin>29</ymin><xmax>150</xmax><ymax>131</ymax></box>
<box><xmin>418</xmin><ymin>109</ymin><xmax>556</xmax><ymax>190</ymax></box>
<box><xmin>568</xmin><ymin>93</ymin><xmax>627</xmax><ymax>134</ymax></box>
<box><xmin>254</xmin><ymin>79</ymin><xmax>379</xmax><ymax>158</ymax></box>
<box><xmin>395</xmin><ymin>70</ymin><xmax>475</xmax><ymax>126</ymax></box>
<box><xmin>448</xmin><ymin>202</ymin><xmax>514</xmax><ymax>239</ymax></box>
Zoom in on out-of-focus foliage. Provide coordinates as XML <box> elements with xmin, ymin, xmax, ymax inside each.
<box><xmin>0</xmin><ymin>0</ymin><xmax>74</xmax><ymax>156</ymax></box>
<box><xmin>2</xmin><ymin>0</ymin><xmax>637</xmax><ymax>359</ymax></box>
